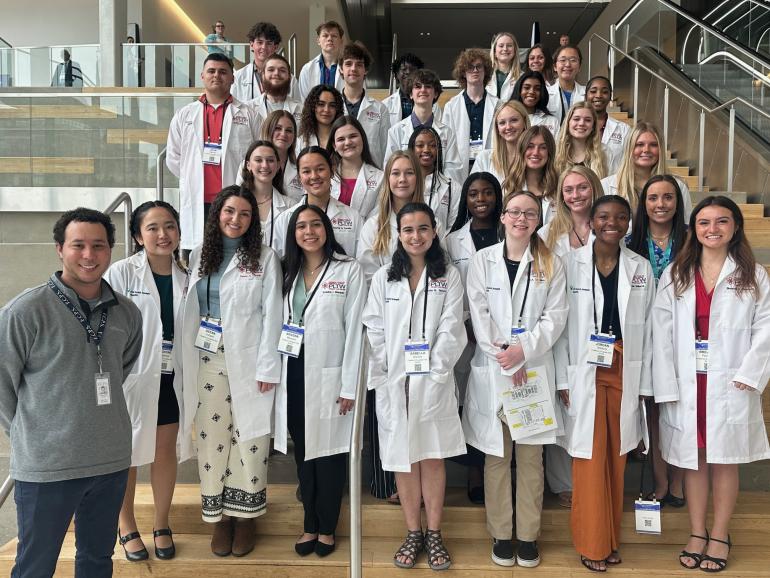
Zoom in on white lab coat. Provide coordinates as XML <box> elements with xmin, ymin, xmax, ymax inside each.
<box><xmin>486</xmin><ymin>70</ymin><xmax>517</xmax><ymax>101</ymax></box>
<box><xmin>384</xmin><ymin>116</ymin><xmax>464</xmax><ymax>185</ymax></box>
<box><xmin>546</xmin><ymin>81</ymin><xmax>586</xmax><ymax>124</ymax></box>
<box><xmin>529</xmin><ymin>111</ymin><xmax>560</xmax><ymax>140</ymax></box>
<box><xmin>260</xmin><ymin>188</ymin><xmax>294</xmax><ymax>249</ymax></box>
<box><xmin>298</xmin><ymin>54</ymin><xmax>345</xmax><ymax>101</ymax></box>
<box><xmin>232</xmin><ymin>63</ymin><xmax>300</xmax><ymax>103</ymax></box>
<box><xmin>601</xmin><ymin>116</ymin><xmax>630</xmax><ymax>175</ymax></box>
<box><xmin>424</xmin><ymin>172</ymin><xmax>462</xmax><ymax>235</ymax></box>
<box><xmin>554</xmin><ymin>244</ymin><xmax>654</xmax><ymax>459</ymax></box>
<box><xmin>104</xmin><ymin>252</ymin><xmax>191</xmax><ymax>466</ymax></box>
<box><xmin>469</xmin><ymin>149</ymin><xmax>506</xmax><ymax>188</ymax></box>
<box><xmin>601</xmin><ymin>173</ymin><xmax>693</xmax><ymax>221</ymax></box>
<box><xmin>346</xmin><ymin>94</ymin><xmax>391</xmax><ymax>167</ymax></box>
<box><xmin>463</xmin><ymin>243</ymin><xmax>568</xmax><ymax>455</ymax></box>
<box><xmin>363</xmin><ymin>264</ymin><xmax>468</xmax><ymax>471</ymax></box>
<box><xmin>652</xmin><ymin>260</ymin><xmax>770</xmax><ymax>470</ymax></box>
<box><xmin>270</xmin><ymin>196</ymin><xmax>363</xmax><ymax>259</ymax></box>
<box><xmin>330</xmin><ymin>163</ymin><xmax>383</xmax><ymax>218</ymax></box>
<box><xmin>538</xmin><ymin>221</ymin><xmax>594</xmax><ymax>258</ymax></box>
<box><xmin>282</xmin><ymin>161</ymin><xmax>304</xmax><ymax>201</ymax></box>
<box><xmin>180</xmin><ymin>244</ymin><xmax>283</xmax><ymax>444</ymax></box>
<box><xmin>251</xmin><ymin>95</ymin><xmax>303</xmax><ymax>126</ymax></box>
<box><xmin>381</xmin><ymin>92</ymin><xmax>442</xmax><ymax>128</ymax></box>
<box><xmin>442</xmin><ymin>90</ymin><xmax>500</xmax><ymax>182</ymax></box>
<box><xmin>166</xmin><ymin>98</ymin><xmax>261</xmax><ymax>250</ymax></box>
<box><xmin>445</xmin><ymin>221</ymin><xmax>479</xmax><ymax>298</ymax></box>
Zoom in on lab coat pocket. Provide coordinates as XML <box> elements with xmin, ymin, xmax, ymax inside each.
<box><xmin>320</xmin><ymin>366</ymin><xmax>344</xmax><ymax>419</ymax></box>
<box><xmin>726</xmin><ymin>370</ymin><xmax>759</xmax><ymax>424</ymax></box>
<box><xmin>122</xmin><ymin>374</ymin><xmax>145</xmax><ymax>426</ymax></box>
<box><xmin>466</xmin><ymin>364</ymin><xmax>494</xmax><ymax>415</ymax></box>
<box><xmin>660</xmin><ymin>401</ymin><xmax>682</xmax><ymax>431</ymax></box>
<box><xmin>565</xmin><ymin>365</ymin><xmax>578</xmax><ymax>417</ymax></box>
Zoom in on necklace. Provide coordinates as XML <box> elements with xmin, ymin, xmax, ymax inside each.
<box><xmin>303</xmin><ymin>260</ymin><xmax>326</xmax><ymax>276</ymax></box>
<box><xmin>256</xmin><ymin>196</ymin><xmax>272</xmax><ymax>206</ymax></box>
<box><xmin>650</xmin><ymin>232</ymin><xmax>669</xmax><ymax>248</ymax></box>
<box><xmin>572</xmin><ymin>226</ymin><xmax>588</xmax><ymax>246</ymax></box>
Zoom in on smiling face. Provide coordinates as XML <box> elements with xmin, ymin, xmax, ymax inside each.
<box><xmin>315</xmin><ymin>90</ymin><xmax>339</xmax><ymax>127</ymax></box>
<box><xmin>219</xmin><ymin>196</ymin><xmax>253</xmax><ymax>239</ymax></box>
<box><xmin>251</xmin><ymin>36</ymin><xmax>278</xmax><ymax>68</ymax></box>
<box><xmin>587</xmin><ymin>79</ymin><xmax>611</xmax><ymax>114</ymax></box>
<box><xmin>520</xmin><ymin>77</ymin><xmax>542</xmax><ymax>111</ymax></box>
<box><xmin>262</xmin><ymin>57</ymin><xmax>290</xmax><ymax>93</ymax></box>
<box><xmin>466</xmin><ymin>178</ymin><xmax>496</xmax><ymax>221</ymax></box>
<box><xmin>398</xmin><ymin>210</ymin><xmax>436</xmax><ymax>259</ymax></box>
<box><xmin>413</xmin><ymin>131</ymin><xmax>438</xmax><ymax>171</ymax></box>
<box><xmin>524</xmin><ymin>134</ymin><xmax>548</xmax><ymax>170</ymax></box>
<box><xmin>568</xmin><ymin>107</ymin><xmax>594</xmax><ymax>140</ymax></box>
<box><xmin>591</xmin><ymin>201</ymin><xmax>630</xmax><ymax>245</ymax></box>
<box><xmin>294</xmin><ymin>208</ymin><xmax>327</xmax><ymax>254</ymax></box>
<box><xmin>341</xmin><ymin>57</ymin><xmax>366</xmax><ymax>86</ymax></box>
<box><xmin>645</xmin><ymin>180</ymin><xmax>677</xmax><ymax>227</ymax></box>
<box><xmin>201</xmin><ymin>59</ymin><xmax>234</xmax><ymax>97</ymax></box>
<box><xmin>562</xmin><ymin>172</ymin><xmax>593</xmax><ymax>215</ymax></box>
<box><xmin>632</xmin><ymin>131</ymin><xmax>661</xmax><ymax>170</ymax></box>
<box><xmin>389</xmin><ymin>156</ymin><xmax>418</xmax><ymax>201</ymax></box>
<box><xmin>135</xmin><ymin>207</ymin><xmax>180</xmax><ymax>258</ymax></box>
<box><xmin>333</xmin><ymin>124</ymin><xmax>364</xmax><ymax>161</ymax></box>
<box><xmin>554</xmin><ymin>47</ymin><xmax>580</xmax><ymax>83</ymax></box>
<box><xmin>501</xmin><ymin>194</ymin><xmax>540</xmax><ymax>240</ymax></box>
<box><xmin>528</xmin><ymin>47</ymin><xmax>546</xmax><ymax>72</ymax></box>
<box><xmin>271</xmin><ymin>116</ymin><xmax>295</xmax><ymax>152</ymax></box>
<box><xmin>495</xmin><ymin>35</ymin><xmax>515</xmax><ymax>67</ymax></box>
<box><xmin>411</xmin><ymin>81</ymin><xmax>436</xmax><ymax>106</ymax></box>
<box><xmin>496</xmin><ymin>106</ymin><xmax>526</xmax><ymax>144</ymax></box>
<box><xmin>298</xmin><ymin>152</ymin><xmax>332</xmax><ymax>198</ymax></box>
<box><xmin>56</xmin><ymin>221</ymin><xmax>112</xmax><ymax>296</ymax></box>
<box><xmin>695</xmin><ymin>205</ymin><xmax>735</xmax><ymax>251</ymax></box>
<box><xmin>246</xmin><ymin>145</ymin><xmax>279</xmax><ymax>186</ymax></box>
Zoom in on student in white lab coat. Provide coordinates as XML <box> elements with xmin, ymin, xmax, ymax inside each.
<box><xmin>408</xmin><ymin>126</ymin><xmax>461</xmax><ymax>234</ymax></box>
<box><xmin>502</xmin><ymin>126</ymin><xmax>559</xmax><ymax>224</ymax></box>
<box><xmin>471</xmin><ymin>100</ymin><xmax>530</xmax><ymax>187</ymax></box>
<box><xmin>339</xmin><ymin>42</ymin><xmax>391</xmax><ymax>166</ymax></box>
<box><xmin>555</xmin><ymin>194</ymin><xmax>654</xmax><ymax>572</ymax></box>
<box><xmin>384</xmin><ymin>69</ymin><xmax>463</xmax><ymax>185</ymax></box>
<box><xmin>261</xmin><ymin>110</ymin><xmax>303</xmax><ymax>201</ymax></box>
<box><xmin>464</xmin><ymin>190</ymin><xmax>568</xmax><ymax>568</ymax></box>
<box><xmin>180</xmin><ymin>186</ymin><xmax>282</xmax><ymax>557</ymax></box>
<box><xmin>166</xmin><ymin>53</ymin><xmax>261</xmax><ymax>251</ymax></box>
<box><xmin>249</xmin><ymin>54</ymin><xmax>303</xmax><ymax>126</ymax></box>
<box><xmin>240</xmin><ymin>140</ymin><xmax>293</xmax><ymax>248</ymax></box>
<box><xmin>297</xmin><ymin>85</ymin><xmax>344</xmax><ymax>151</ymax></box>
<box><xmin>486</xmin><ymin>32</ymin><xmax>521</xmax><ymax>101</ymax></box>
<box><xmin>271</xmin><ymin>147</ymin><xmax>363</xmax><ymax>259</ymax></box>
<box><xmin>512</xmin><ymin>71</ymin><xmax>560</xmax><ymax>140</ymax></box>
<box><xmin>586</xmin><ymin>76</ymin><xmax>629</xmax><ymax>175</ymax></box>
<box><xmin>652</xmin><ymin>196</ymin><xmax>770</xmax><ymax>572</ymax></box>
<box><xmin>276</xmin><ymin>204</ymin><xmax>365</xmax><ymax>558</ymax></box>
<box><xmin>363</xmin><ymin>203</ymin><xmax>467</xmax><ymax>571</ymax></box>
<box><xmin>546</xmin><ymin>45</ymin><xmax>586</xmax><ymax>125</ymax></box>
<box><xmin>601</xmin><ymin>121</ymin><xmax>692</xmax><ymax>220</ymax></box>
<box><xmin>298</xmin><ymin>20</ymin><xmax>346</xmax><ymax>100</ymax></box>
<box><xmin>554</xmin><ymin>101</ymin><xmax>608</xmax><ymax>179</ymax></box>
<box><xmin>382</xmin><ymin>53</ymin><xmax>443</xmax><ymax>127</ymax></box>
<box><xmin>443</xmin><ymin>48</ymin><xmax>500</xmax><ymax>177</ymax></box>
<box><xmin>327</xmin><ymin>115</ymin><xmax>383</xmax><ymax>218</ymax></box>
<box><xmin>106</xmin><ymin>201</ymin><xmax>188</xmax><ymax>562</ymax></box>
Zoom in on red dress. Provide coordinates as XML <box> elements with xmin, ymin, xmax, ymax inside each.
<box><xmin>694</xmin><ymin>270</ymin><xmax>713</xmax><ymax>449</ymax></box>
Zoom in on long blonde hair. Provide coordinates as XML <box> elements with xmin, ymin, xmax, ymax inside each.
<box><xmin>490</xmin><ymin>32</ymin><xmax>521</xmax><ymax>80</ymax></box>
<box><xmin>615</xmin><ymin>121</ymin><xmax>668</xmax><ymax>212</ymax></box>
<box><xmin>546</xmin><ymin>165</ymin><xmax>603</xmax><ymax>248</ymax></box>
<box><xmin>372</xmin><ymin>151</ymin><xmax>424</xmax><ymax>256</ymax></box>
<box><xmin>502</xmin><ymin>190</ymin><xmax>554</xmax><ymax>280</ymax></box>
<box><xmin>555</xmin><ymin>101</ymin><xmax>606</xmax><ymax>178</ymax></box>
<box><xmin>490</xmin><ymin>100</ymin><xmax>530</xmax><ymax>178</ymax></box>
<box><xmin>503</xmin><ymin>126</ymin><xmax>558</xmax><ymax>202</ymax></box>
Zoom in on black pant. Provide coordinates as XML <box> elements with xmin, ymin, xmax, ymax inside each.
<box><xmin>286</xmin><ymin>347</ymin><xmax>347</xmax><ymax>535</ymax></box>
<box><xmin>366</xmin><ymin>389</ymin><xmax>397</xmax><ymax>498</ymax></box>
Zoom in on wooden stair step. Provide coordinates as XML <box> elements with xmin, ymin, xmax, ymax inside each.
<box><xmin>0</xmin><ymin>157</ymin><xmax>95</xmax><ymax>174</ymax></box>
<box><xmin>106</xmin><ymin>128</ymin><xmax>169</xmax><ymax>145</ymax></box>
<box><xmin>0</xmin><ymin>104</ymin><xmax>118</xmax><ymax>119</ymax></box>
<box><xmin>738</xmin><ymin>204</ymin><xmax>764</xmax><ymax>219</ymax></box>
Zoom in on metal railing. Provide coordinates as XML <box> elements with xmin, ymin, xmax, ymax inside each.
<box><xmin>0</xmin><ymin>476</ymin><xmax>12</xmax><ymax>509</ymax></box>
<box><xmin>348</xmin><ymin>332</ymin><xmax>368</xmax><ymax>578</ymax></box>
<box><xmin>389</xmin><ymin>33</ymin><xmax>398</xmax><ymax>95</ymax></box>
<box><xmin>588</xmin><ymin>33</ymin><xmax>770</xmax><ymax>192</ymax></box>
<box><xmin>157</xmin><ymin>147</ymin><xmax>167</xmax><ymax>202</ymax></box>
<box><xmin>287</xmin><ymin>34</ymin><xmax>297</xmax><ymax>78</ymax></box>
<box><xmin>104</xmin><ymin>192</ymin><xmax>134</xmax><ymax>258</ymax></box>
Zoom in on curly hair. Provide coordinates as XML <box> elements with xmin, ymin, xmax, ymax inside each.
<box><xmin>452</xmin><ymin>48</ymin><xmax>493</xmax><ymax>89</ymax></box>
<box><xmin>299</xmin><ymin>85</ymin><xmax>344</xmax><ymax>144</ymax></box>
<box><xmin>199</xmin><ymin>185</ymin><xmax>263</xmax><ymax>277</ymax></box>
<box><xmin>391</xmin><ymin>53</ymin><xmax>425</xmax><ymax>78</ymax></box>
<box><xmin>503</xmin><ymin>125</ymin><xmax>558</xmax><ymax>202</ymax></box>
<box><xmin>406</xmin><ymin>69</ymin><xmax>443</xmax><ymax>102</ymax></box>
<box><xmin>247</xmin><ymin>22</ymin><xmax>281</xmax><ymax>44</ymax></box>
<box><xmin>53</xmin><ymin>207</ymin><xmax>115</xmax><ymax>248</ymax></box>
<box><xmin>260</xmin><ymin>110</ymin><xmax>298</xmax><ymax>165</ymax></box>
<box><xmin>339</xmin><ymin>41</ymin><xmax>372</xmax><ymax>69</ymax></box>
<box><xmin>241</xmin><ymin>140</ymin><xmax>284</xmax><ymax>195</ymax></box>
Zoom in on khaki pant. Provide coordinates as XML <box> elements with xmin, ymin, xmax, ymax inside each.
<box><xmin>484</xmin><ymin>417</ymin><xmax>544</xmax><ymax>541</ymax></box>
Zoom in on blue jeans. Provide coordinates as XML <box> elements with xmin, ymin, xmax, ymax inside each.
<box><xmin>12</xmin><ymin>468</ymin><xmax>129</xmax><ymax>578</ymax></box>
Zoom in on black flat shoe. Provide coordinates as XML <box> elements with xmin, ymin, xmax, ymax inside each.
<box><xmin>315</xmin><ymin>537</ymin><xmax>336</xmax><ymax>557</ymax></box>
<box><xmin>153</xmin><ymin>528</ymin><xmax>176</xmax><ymax>560</ymax></box>
<box><xmin>663</xmin><ymin>492</ymin><xmax>686</xmax><ymax>508</ymax></box>
<box><xmin>294</xmin><ymin>536</ymin><xmax>317</xmax><ymax>557</ymax></box>
<box><xmin>119</xmin><ymin>530</ymin><xmax>149</xmax><ymax>562</ymax></box>
<box><xmin>467</xmin><ymin>485</ymin><xmax>485</xmax><ymax>505</ymax></box>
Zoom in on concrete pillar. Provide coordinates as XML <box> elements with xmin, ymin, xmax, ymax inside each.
<box><xmin>99</xmin><ymin>0</ymin><xmax>127</xmax><ymax>86</ymax></box>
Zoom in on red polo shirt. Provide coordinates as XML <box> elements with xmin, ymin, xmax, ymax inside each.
<box><xmin>200</xmin><ymin>94</ymin><xmax>233</xmax><ymax>203</ymax></box>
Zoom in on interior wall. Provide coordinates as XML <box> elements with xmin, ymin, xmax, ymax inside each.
<box><xmin>0</xmin><ymin>0</ymin><xmax>99</xmax><ymax>47</ymax></box>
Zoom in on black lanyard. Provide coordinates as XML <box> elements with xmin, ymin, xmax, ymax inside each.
<box><xmin>203</xmin><ymin>99</ymin><xmax>228</xmax><ymax>144</ymax></box>
<box><xmin>558</xmin><ymin>86</ymin><xmax>568</xmax><ymax>124</ymax></box>
<box><xmin>287</xmin><ymin>259</ymin><xmax>331</xmax><ymax>325</ymax></box>
<box><xmin>48</xmin><ymin>279</ymin><xmax>108</xmax><ymax>371</ymax></box>
<box><xmin>407</xmin><ymin>272</ymin><xmax>430</xmax><ymax>342</ymax></box>
<box><xmin>504</xmin><ymin>242</ymin><xmax>533</xmax><ymax>327</ymax></box>
<box><xmin>591</xmin><ymin>245</ymin><xmax>621</xmax><ymax>335</ymax></box>
<box><xmin>250</xmin><ymin>64</ymin><xmax>262</xmax><ymax>99</ymax></box>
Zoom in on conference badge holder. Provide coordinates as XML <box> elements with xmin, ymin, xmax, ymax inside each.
<box><xmin>635</xmin><ymin>399</ymin><xmax>661</xmax><ymax>534</ymax></box>
<box><xmin>278</xmin><ymin>323</ymin><xmax>305</xmax><ymax>358</ymax></box>
<box><xmin>587</xmin><ymin>333</ymin><xmax>615</xmax><ymax>368</ymax></box>
<box><xmin>95</xmin><ymin>372</ymin><xmax>112</xmax><ymax>406</ymax></box>
<box><xmin>195</xmin><ymin>318</ymin><xmax>223</xmax><ymax>353</ymax></box>
<box><xmin>161</xmin><ymin>340</ymin><xmax>174</xmax><ymax>375</ymax></box>
<box><xmin>695</xmin><ymin>340</ymin><xmax>709</xmax><ymax>374</ymax></box>
<box><xmin>404</xmin><ymin>341</ymin><xmax>430</xmax><ymax>375</ymax></box>
<box><xmin>202</xmin><ymin>142</ymin><xmax>222</xmax><ymax>165</ymax></box>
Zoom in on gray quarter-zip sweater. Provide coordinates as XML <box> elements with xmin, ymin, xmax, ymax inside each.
<box><xmin>0</xmin><ymin>273</ymin><xmax>143</xmax><ymax>482</ymax></box>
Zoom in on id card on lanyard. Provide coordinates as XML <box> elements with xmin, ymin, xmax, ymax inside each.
<box><xmin>509</xmin><ymin>259</ymin><xmax>533</xmax><ymax>346</ymax></box>
<box><xmin>202</xmin><ymin>99</ymin><xmax>227</xmax><ymax>165</ymax></box>
<box><xmin>588</xmin><ymin>248</ymin><xmax>619</xmax><ymax>368</ymax></box>
<box><xmin>195</xmin><ymin>276</ymin><xmax>223</xmax><ymax>353</ymax></box>
<box><xmin>278</xmin><ymin>260</ymin><xmax>331</xmax><ymax>357</ymax></box>
<box><xmin>161</xmin><ymin>340</ymin><xmax>174</xmax><ymax>374</ymax></box>
<box><xmin>47</xmin><ymin>279</ymin><xmax>111</xmax><ymax>406</ymax></box>
<box><xmin>404</xmin><ymin>273</ymin><xmax>432</xmax><ymax>376</ymax></box>
<box><xmin>695</xmin><ymin>339</ymin><xmax>709</xmax><ymax>374</ymax></box>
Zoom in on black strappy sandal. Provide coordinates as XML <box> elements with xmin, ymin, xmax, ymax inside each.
<box><xmin>699</xmin><ymin>535</ymin><xmax>731</xmax><ymax>573</ymax></box>
<box><xmin>424</xmin><ymin>529</ymin><xmax>451</xmax><ymax>571</ymax></box>
<box><xmin>580</xmin><ymin>555</ymin><xmax>607</xmax><ymax>572</ymax></box>
<box><xmin>393</xmin><ymin>528</ymin><xmax>423</xmax><ymax>569</ymax></box>
<box><xmin>679</xmin><ymin>532</ymin><xmax>709</xmax><ymax>569</ymax></box>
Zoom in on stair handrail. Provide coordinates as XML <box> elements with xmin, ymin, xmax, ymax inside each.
<box><xmin>698</xmin><ymin>50</ymin><xmax>770</xmax><ymax>86</ymax></box>
<box><xmin>588</xmin><ymin>33</ymin><xmax>770</xmax><ymax>192</ymax></box>
<box><xmin>104</xmin><ymin>192</ymin><xmax>134</xmax><ymax>259</ymax></box>
<box><xmin>288</xmin><ymin>34</ymin><xmax>297</xmax><ymax>78</ymax></box>
<box><xmin>389</xmin><ymin>33</ymin><xmax>398</xmax><ymax>95</ymax></box>
<box><xmin>0</xmin><ymin>476</ymin><xmax>12</xmax><ymax>510</ymax></box>
<box><xmin>156</xmin><ymin>147</ymin><xmax>167</xmax><ymax>202</ymax></box>
<box><xmin>348</xmin><ymin>329</ymin><xmax>367</xmax><ymax>578</ymax></box>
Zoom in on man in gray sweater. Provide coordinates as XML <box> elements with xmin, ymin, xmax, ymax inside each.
<box><xmin>0</xmin><ymin>207</ymin><xmax>143</xmax><ymax>577</ymax></box>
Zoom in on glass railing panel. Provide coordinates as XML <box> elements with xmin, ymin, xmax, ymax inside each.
<box><xmin>702</xmin><ymin>0</ymin><xmax>770</xmax><ymax>60</ymax></box>
<box><xmin>0</xmin><ymin>45</ymin><xmax>99</xmax><ymax>87</ymax></box>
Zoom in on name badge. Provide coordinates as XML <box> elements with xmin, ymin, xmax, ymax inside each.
<box><xmin>404</xmin><ymin>341</ymin><xmax>430</xmax><ymax>375</ymax></box>
<box><xmin>634</xmin><ymin>497</ymin><xmax>661</xmax><ymax>534</ymax></box>
<box><xmin>278</xmin><ymin>323</ymin><xmax>304</xmax><ymax>357</ymax></box>
<box><xmin>511</xmin><ymin>326</ymin><xmax>525</xmax><ymax>344</ymax></box>
<box><xmin>202</xmin><ymin>142</ymin><xmax>222</xmax><ymax>165</ymax></box>
<box><xmin>469</xmin><ymin>139</ymin><xmax>483</xmax><ymax>159</ymax></box>
<box><xmin>695</xmin><ymin>340</ymin><xmax>709</xmax><ymax>374</ymax></box>
<box><xmin>161</xmin><ymin>340</ymin><xmax>174</xmax><ymax>375</ymax></box>
<box><xmin>587</xmin><ymin>333</ymin><xmax>615</xmax><ymax>367</ymax></box>
<box><xmin>95</xmin><ymin>372</ymin><xmax>112</xmax><ymax>406</ymax></box>
<box><xmin>195</xmin><ymin>318</ymin><xmax>223</xmax><ymax>353</ymax></box>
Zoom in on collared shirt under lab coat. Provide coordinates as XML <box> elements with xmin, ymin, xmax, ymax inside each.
<box><xmin>166</xmin><ymin>97</ymin><xmax>261</xmax><ymax>250</ymax></box>
<box><xmin>529</xmin><ymin>111</ymin><xmax>561</xmax><ymax>140</ymax></box>
<box><xmin>104</xmin><ymin>251</ymin><xmax>191</xmax><ymax>466</ymax></box>
<box><xmin>442</xmin><ymin>89</ymin><xmax>500</xmax><ymax>182</ymax></box>
<box><xmin>381</xmin><ymin>92</ymin><xmax>442</xmax><ymax>128</ymax></box>
<box><xmin>345</xmin><ymin>93</ymin><xmax>391</xmax><ymax>167</ymax></box>
<box><xmin>553</xmin><ymin>244</ymin><xmax>654</xmax><ymax>459</ymax></box>
<box><xmin>362</xmin><ymin>264</ymin><xmax>468</xmax><ymax>471</ymax></box>
<box><xmin>274</xmin><ymin>256</ymin><xmax>366</xmax><ymax>460</ymax></box>
<box><xmin>180</xmin><ymin>244</ymin><xmax>283</xmax><ymax>444</ymax></box>
<box><xmin>330</xmin><ymin>163</ymin><xmax>383</xmax><ymax>219</ymax></box>
<box><xmin>298</xmin><ymin>54</ymin><xmax>346</xmax><ymax>101</ymax></box>
<box><xmin>463</xmin><ymin>243</ymin><xmax>568</xmax><ymax>455</ymax></box>
<box><xmin>270</xmin><ymin>196</ymin><xmax>363</xmax><ymax>259</ymax></box>
<box><xmin>652</xmin><ymin>260</ymin><xmax>770</xmax><ymax>470</ymax></box>
<box><xmin>546</xmin><ymin>81</ymin><xmax>586</xmax><ymax>125</ymax></box>
<box><xmin>486</xmin><ymin>70</ymin><xmax>517</xmax><ymax>101</ymax></box>
<box><xmin>232</xmin><ymin>63</ymin><xmax>300</xmax><ymax>103</ymax></box>
<box><xmin>424</xmin><ymin>172</ymin><xmax>462</xmax><ymax>235</ymax></box>
<box><xmin>600</xmin><ymin>173</ymin><xmax>693</xmax><ymax>222</ymax></box>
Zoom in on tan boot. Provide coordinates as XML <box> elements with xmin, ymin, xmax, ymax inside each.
<box><xmin>211</xmin><ymin>517</ymin><xmax>234</xmax><ymax>556</ymax></box>
<box><xmin>232</xmin><ymin>518</ymin><xmax>257</xmax><ymax>557</ymax></box>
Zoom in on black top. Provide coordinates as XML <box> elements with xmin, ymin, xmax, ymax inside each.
<box><xmin>400</xmin><ymin>92</ymin><xmax>414</xmax><ymax>120</ymax></box>
<box><xmin>470</xmin><ymin>227</ymin><xmax>498</xmax><ymax>251</ymax></box>
<box><xmin>598</xmin><ymin>263</ymin><xmax>622</xmax><ymax>340</ymax></box>
<box><xmin>504</xmin><ymin>257</ymin><xmax>520</xmax><ymax>291</ymax></box>
<box><xmin>463</xmin><ymin>91</ymin><xmax>486</xmax><ymax>141</ymax></box>
<box><xmin>344</xmin><ymin>91</ymin><xmax>363</xmax><ymax>119</ymax></box>
<box><xmin>153</xmin><ymin>272</ymin><xmax>174</xmax><ymax>341</ymax></box>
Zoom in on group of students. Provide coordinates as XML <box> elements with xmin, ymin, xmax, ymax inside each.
<box><xmin>108</xmin><ymin>22</ymin><xmax>770</xmax><ymax>575</ymax></box>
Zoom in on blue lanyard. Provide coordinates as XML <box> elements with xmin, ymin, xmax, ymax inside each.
<box><xmin>48</xmin><ymin>279</ymin><xmax>108</xmax><ymax>370</ymax></box>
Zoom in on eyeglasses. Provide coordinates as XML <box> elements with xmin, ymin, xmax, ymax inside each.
<box><xmin>556</xmin><ymin>57</ymin><xmax>579</xmax><ymax>65</ymax></box>
<box><xmin>215</xmin><ymin>24</ymin><xmax>225</xmax><ymax>28</ymax></box>
<box><xmin>503</xmin><ymin>208</ymin><xmax>539</xmax><ymax>221</ymax></box>
<box><xmin>468</xmin><ymin>64</ymin><xmax>484</xmax><ymax>72</ymax></box>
